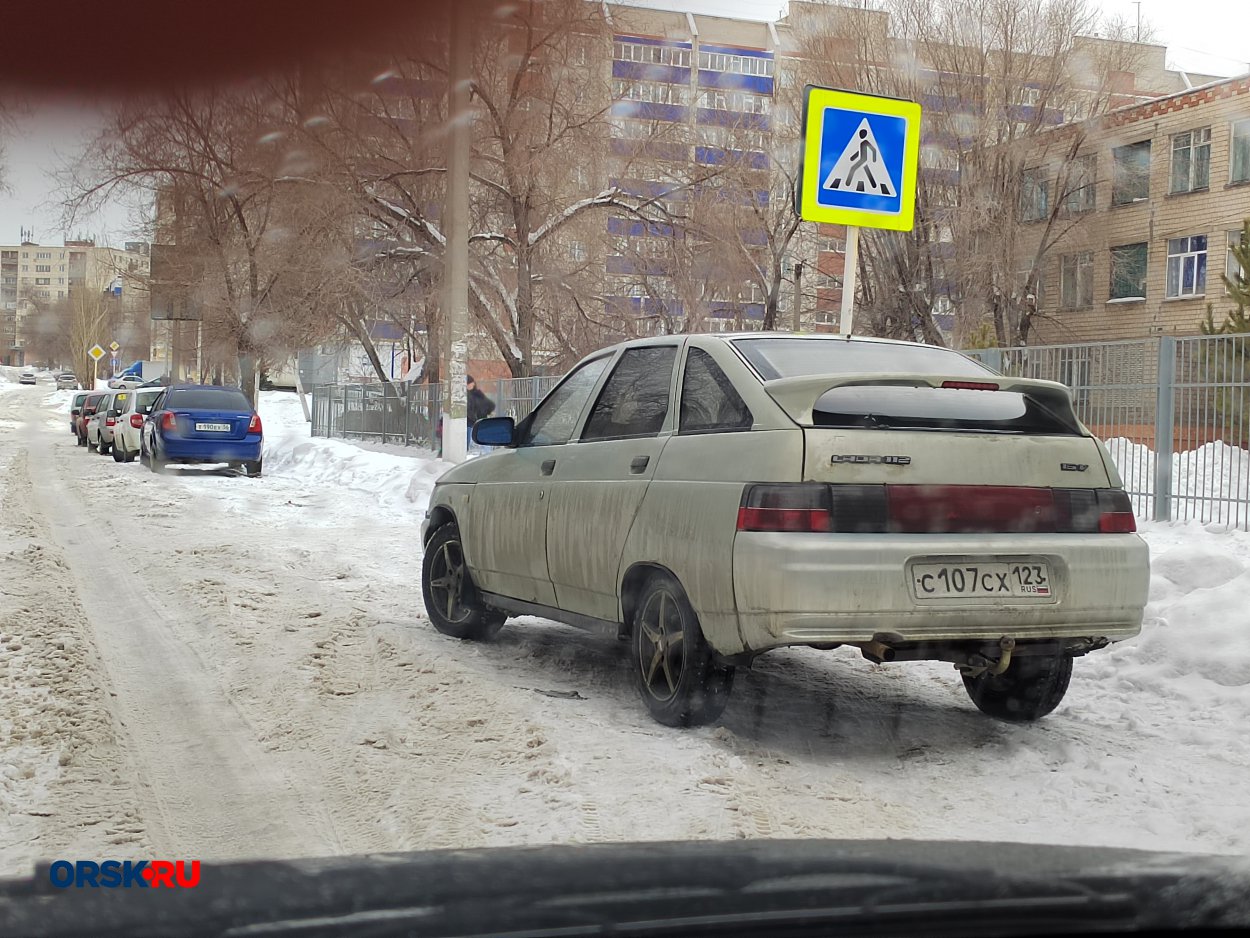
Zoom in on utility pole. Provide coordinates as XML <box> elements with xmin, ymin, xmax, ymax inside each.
<box><xmin>792</xmin><ymin>261</ymin><xmax>804</xmax><ymax>332</ymax></box>
<box><xmin>441</xmin><ymin>1</ymin><xmax>472</xmax><ymax>463</ymax></box>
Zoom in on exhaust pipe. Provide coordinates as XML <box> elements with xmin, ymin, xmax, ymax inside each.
<box><xmin>859</xmin><ymin>640</ymin><xmax>895</xmax><ymax>663</ymax></box>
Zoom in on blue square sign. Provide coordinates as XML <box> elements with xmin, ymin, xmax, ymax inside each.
<box><xmin>816</xmin><ymin>110</ymin><xmax>906</xmax><ymax>215</ymax></box>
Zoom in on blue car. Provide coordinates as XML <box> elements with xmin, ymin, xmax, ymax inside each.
<box><xmin>140</xmin><ymin>384</ymin><xmax>264</xmax><ymax>477</ymax></box>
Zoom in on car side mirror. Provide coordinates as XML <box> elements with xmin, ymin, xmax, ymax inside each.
<box><xmin>472</xmin><ymin>416</ymin><xmax>516</xmax><ymax>447</ymax></box>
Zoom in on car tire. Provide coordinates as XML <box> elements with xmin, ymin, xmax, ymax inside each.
<box><xmin>962</xmin><ymin>652</ymin><xmax>1073</xmax><ymax>723</ymax></box>
<box><xmin>87</xmin><ymin>436</ymin><xmax>97</xmax><ymax>452</ymax></box>
<box><xmin>124</xmin><ymin>447</ymin><xmax>137</xmax><ymax>463</ymax></box>
<box><xmin>630</xmin><ymin>571</ymin><xmax>735</xmax><ymax>728</ymax></box>
<box><xmin>99</xmin><ymin>439</ymin><xmax>111</xmax><ymax>456</ymax></box>
<box><xmin>112</xmin><ymin>444</ymin><xmax>125</xmax><ymax>462</ymax></box>
<box><xmin>421</xmin><ymin>523</ymin><xmax>505</xmax><ymax>641</ymax></box>
<box><xmin>77</xmin><ymin>433</ymin><xmax>86</xmax><ymax>447</ymax></box>
<box><xmin>149</xmin><ymin>444</ymin><xmax>166</xmax><ymax>474</ymax></box>
<box><xmin>244</xmin><ymin>459</ymin><xmax>262</xmax><ymax>478</ymax></box>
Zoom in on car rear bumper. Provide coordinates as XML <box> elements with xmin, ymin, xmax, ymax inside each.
<box><xmin>157</xmin><ymin>435</ymin><xmax>262</xmax><ymax>462</ymax></box>
<box><xmin>732</xmin><ymin>532</ymin><xmax>1149</xmax><ymax>650</ymax></box>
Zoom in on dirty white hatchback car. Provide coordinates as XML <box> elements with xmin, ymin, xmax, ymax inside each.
<box><xmin>420</xmin><ymin>335</ymin><xmax>1149</xmax><ymax>727</ymax></box>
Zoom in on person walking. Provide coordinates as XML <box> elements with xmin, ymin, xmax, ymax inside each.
<box><xmin>466</xmin><ymin>375</ymin><xmax>495</xmax><ymax>451</ymax></box>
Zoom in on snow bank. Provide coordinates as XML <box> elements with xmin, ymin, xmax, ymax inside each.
<box><xmin>259</xmin><ymin>392</ymin><xmax>451</xmax><ymax>516</ymax></box>
<box><xmin>1086</xmin><ymin>522</ymin><xmax>1250</xmax><ymax>711</ymax></box>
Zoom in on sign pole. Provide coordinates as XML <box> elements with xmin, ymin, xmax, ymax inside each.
<box><xmin>839</xmin><ymin>225</ymin><xmax>859</xmax><ymax>336</ymax></box>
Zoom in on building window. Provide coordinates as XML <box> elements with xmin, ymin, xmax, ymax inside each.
<box><xmin>1232</xmin><ymin>119</ymin><xmax>1250</xmax><ymax>184</ymax></box>
<box><xmin>1227</xmin><ymin>229</ymin><xmax>1247</xmax><ymax>294</ymax></box>
<box><xmin>1111</xmin><ymin>141</ymin><xmax>1150</xmax><ymax>204</ymax></box>
<box><xmin>35</xmin><ymin>251</ymin><xmax>50</xmax><ymax>259</ymax></box>
<box><xmin>569</xmin><ymin>241</ymin><xmax>587</xmax><ymax>263</ymax></box>
<box><xmin>697</xmin><ymin>51</ymin><xmax>773</xmax><ymax>77</ymax></box>
<box><xmin>34</xmin><ymin>277</ymin><xmax>50</xmax><ymax>285</ymax></box>
<box><xmin>612</xmin><ymin>79</ymin><xmax>690</xmax><ymax>105</ymax></box>
<box><xmin>1019</xmin><ymin>168</ymin><xmax>1050</xmax><ymax>221</ymax></box>
<box><xmin>612</xmin><ymin>41</ymin><xmax>690</xmax><ymax>69</ymax></box>
<box><xmin>1062</xmin><ymin>154</ymin><xmax>1096</xmax><ymax>214</ymax></box>
<box><xmin>1109</xmin><ymin>243</ymin><xmax>1148</xmax><ymax>300</ymax></box>
<box><xmin>1165</xmin><ymin>235</ymin><xmax>1207</xmax><ymax>298</ymax></box>
<box><xmin>1060</xmin><ymin>252</ymin><xmax>1093</xmax><ymax>309</ymax></box>
<box><xmin>35</xmin><ymin>264</ymin><xmax>50</xmax><ymax>273</ymax></box>
<box><xmin>1170</xmin><ymin>127</ymin><xmax>1211</xmax><ymax>193</ymax></box>
<box><xmin>695</xmin><ymin>89</ymin><xmax>770</xmax><ymax>114</ymax></box>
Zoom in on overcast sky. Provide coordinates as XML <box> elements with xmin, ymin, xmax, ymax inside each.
<box><xmin>0</xmin><ymin>0</ymin><xmax>1246</xmax><ymax>248</ymax></box>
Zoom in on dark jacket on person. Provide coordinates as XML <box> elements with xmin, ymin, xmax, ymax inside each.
<box><xmin>467</xmin><ymin>387</ymin><xmax>495</xmax><ymax>426</ymax></box>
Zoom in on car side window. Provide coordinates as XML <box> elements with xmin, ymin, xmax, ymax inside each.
<box><xmin>581</xmin><ymin>346</ymin><xmax>677</xmax><ymax>442</ymax></box>
<box><xmin>520</xmin><ymin>356</ymin><xmax>611</xmax><ymax>447</ymax></box>
<box><xmin>679</xmin><ymin>348</ymin><xmax>754</xmax><ymax>434</ymax></box>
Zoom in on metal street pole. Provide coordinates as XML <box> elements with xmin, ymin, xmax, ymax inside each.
<box><xmin>441</xmin><ymin>0</ymin><xmax>472</xmax><ymax>463</ymax></box>
<box><xmin>839</xmin><ymin>226</ymin><xmax>859</xmax><ymax>336</ymax></box>
<box><xmin>792</xmin><ymin>261</ymin><xmax>804</xmax><ymax>332</ymax></box>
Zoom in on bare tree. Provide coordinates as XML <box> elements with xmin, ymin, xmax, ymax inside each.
<box><xmin>305</xmin><ymin>0</ymin><xmax>688</xmax><ymax>377</ymax></box>
<box><xmin>61</xmin><ymin>82</ymin><xmax>346</xmax><ymax>403</ymax></box>
<box><xmin>793</xmin><ymin>0</ymin><xmax>1150</xmax><ymax>346</ymax></box>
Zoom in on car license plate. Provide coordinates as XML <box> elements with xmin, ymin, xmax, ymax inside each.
<box><xmin>910</xmin><ymin>561</ymin><xmax>1052</xmax><ymax>600</ymax></box>
<box><xmin>195</xmin><ymin>422</ymin><xmax>231</xmax><ymax>432</ymax></box>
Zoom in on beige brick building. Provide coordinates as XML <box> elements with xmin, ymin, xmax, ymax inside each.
<box><xmin>1020</xmin><ymin>75</ymin><xmax>1250</xmax><ymax>345</ymax></box>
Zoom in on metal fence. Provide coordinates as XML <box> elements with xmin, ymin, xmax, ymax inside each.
<box><xmin>967</xmin><ymin>335</ymin><xmax>1249</xmax><ymax>529</ymax></box>
<box><xmin>310</xmin><ymin>335</ymin><xmax>1248</xmax><ymax>529</ymax></box>
<box><xmin>310</xmin><ymin>375</ymin><xmax>559</xmax><ymax>451</ymax></box>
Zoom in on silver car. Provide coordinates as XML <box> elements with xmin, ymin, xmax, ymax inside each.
<box><xmin>420</xmin><ymin>334</ymin><xmax>1150</xmax><ymax>727</ymax></box>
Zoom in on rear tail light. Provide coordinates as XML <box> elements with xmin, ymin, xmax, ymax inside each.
<box><xmin>105</xmin><ymin>417</ymin><xmax>115</xmax><ymax>427</ymax></box>
<box><xmin>247</xmin><ymin>413</ymin><xmax>262</xmax><ymax>434</ymax></box>
<box><xmin>130</xmin><ymin>414</ymin><xmax>143</xmax><ymax>428</ymax></box>
<box><xmin>161</xmin><ymin>412</ymin><xmax>177</xmax><ymax>432</ymax></box>
<box><xmin>737</xmin><ymin>484</ymin><xmax>1137</xmax><ymax>534</ymax></box>
<box><xmin>737</xmin><ymin>484</ymin><xmax>831</xmax><ymax>532</ymax></box>
<box><xmin>1095</xmin><ymin>489</ymin><xmax>1137</xmax><ymax>533</ymax></box>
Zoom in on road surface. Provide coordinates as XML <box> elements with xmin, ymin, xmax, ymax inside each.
<box><xmin>1</xmin><ymin>377</ymin><xmax>1247</xmax><ymax>875</ymax></box>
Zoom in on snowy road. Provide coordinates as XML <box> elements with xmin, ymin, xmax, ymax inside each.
<box><xmin>2</xmin><ymin>377</ymin><xmax>1249</xmax><ymax>875</ymax></box>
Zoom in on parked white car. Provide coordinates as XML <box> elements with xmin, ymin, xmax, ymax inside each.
<box><xmin>422</xmin><ymin>333</ymin><xmax>1151</xmax><ymax>727</ymax></box>
<box><xmin>19</xmin><ymin>369</ymin><xmax>37</xmax><ymax>385</ymax></box>
<box><xmin>107</xmin><ymin>375</ymin><xmax>145</xmax><ymax>390</ymax></box>
<box><xmin>111</xmin><ymin>387</ymin><xmax>164</xmax><ymax>463</ymax></box>
<box><xmin>86</xmin><ymin>390</ymin><xmax>130</xmax><ymax>456</ymax></box>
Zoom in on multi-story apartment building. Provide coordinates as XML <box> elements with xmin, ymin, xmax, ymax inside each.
<box><xmin>1015</xmin><ymin>75</ymin><xmax>1250</xmax><ymax>344</ymax></box>
<box><xmin>0</xmin><ymin>238</ymin><xmax>150</xmax><ymax>366</ymax></box>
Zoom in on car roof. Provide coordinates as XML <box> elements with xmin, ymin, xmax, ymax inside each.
<box><xmin>582</xmin><ymin>332</ymin><xmax>968</xmax><ymax>360</ymax></box>
<box><xmin>166</xmin><ymin>384</ymin><xmax>246</xmax><ymax>391</ymax></box>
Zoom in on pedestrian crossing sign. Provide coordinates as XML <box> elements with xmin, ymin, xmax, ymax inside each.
<box><xmin>798</xmin><ymin>86</ymin><xmax>922</xmax><ymax>231</ymax></box>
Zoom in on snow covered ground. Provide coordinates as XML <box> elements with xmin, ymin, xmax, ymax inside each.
<box><xmin>2</xmin><ymin>378</ymin><xmax>1249</xmax><ymax>879</ymax></box>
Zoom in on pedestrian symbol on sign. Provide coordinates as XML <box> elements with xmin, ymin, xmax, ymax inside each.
<box><xmin>823</xmin><ymin>118</ymin><xmax>894</xmax><ymax>197</ymax></box>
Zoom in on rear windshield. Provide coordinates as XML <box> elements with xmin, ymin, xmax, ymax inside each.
<box><xmin>812</xmin><ymin>386</ymin><xmax>1080</xmax><ymax>435</ymax></box>
<box><xmin>134</xmin><ymin>390</ymin><xmax>163</xmax><ymax>413</ymax></box>
<box><xmin>167</xmin><ymin>388</ymin><xmax>251</xmax><ymax>410</ymax></box>
<box><xmin>733</xmin><ymin>338</ymin><xmax>993</xmax><ymax>381</ymax></box>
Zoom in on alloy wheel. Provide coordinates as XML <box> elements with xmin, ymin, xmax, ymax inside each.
<box><xmin>427</xmin><ymin>539</ymin><xmax>472</xmax><ymax>624</ymax></box>
<box><xmin>636</xmin><ymin>589</ymin><xmax>686</xmax><ymax>703</ymax></box>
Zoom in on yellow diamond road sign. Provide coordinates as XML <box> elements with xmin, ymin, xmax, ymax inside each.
<box><xmin>88</xmin><ymin>344</ymin><xmax>105</xmax><ymax>361</ymax></box>
<box><xmin>798</xmin><ymin>86</ymin><xmax>922</xmax><ymax>232</ymax></box>
<box><xmin>109</xmin><ymin>341</ymin><xmax>120</xmax><ymax>352</ymax></box>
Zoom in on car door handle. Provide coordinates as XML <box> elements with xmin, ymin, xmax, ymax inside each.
<box><xmin>629</xmin><ymin>455</ymin><xmax>650</xmax><ymax>474</ymax></box>
<box><xmin>540</xmin><ymin>459</ymin><xmax>556</xmax><ymax>476</ymax></box>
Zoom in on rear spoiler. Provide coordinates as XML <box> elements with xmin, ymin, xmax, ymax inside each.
<box><xmin>761</xmin><ymin>372</ymin><xmax>1086</xmax><ymax>432</ymax></box>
